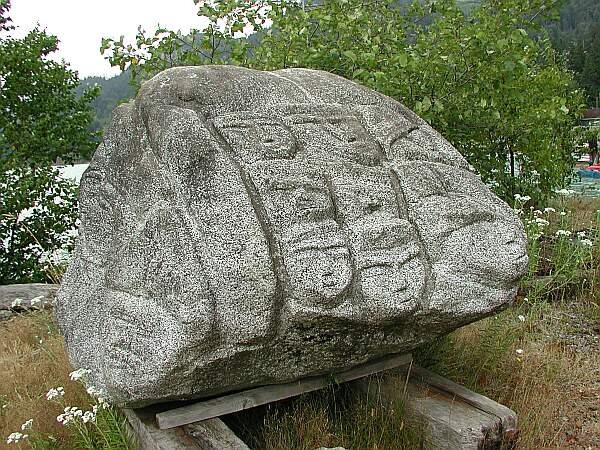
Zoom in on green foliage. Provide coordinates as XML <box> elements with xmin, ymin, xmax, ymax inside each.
<box><xmin>101</xmin><ymin>0</ymin><xmax>584</xmax><ymax>204</ymax></box>
<box><xmin>100</xmin><ymin>0</ymin><xmax>270</xmax><ymax>85</ymax></box>
<box><xmin>545</xmin><ymin>0</ymin><xmax>600</xmax><ymax>106</ymax></box>
<box><xmin>0</xmin><ymin>0</ymin><xmax>12</xmax><ymax>33</ymax></box>
<box><xmin>0</xmin><ymin>0</ymin><xmax>96</xmax><ymax>284</ymax></box>
<box><xmin>66</xmin><ymin>406</ymin><xmax>133</xmax><ymax>450</ymax></box>
<box><xmin>520</xmin><ymin>194</ymin><xmax>599</xmax><ymax>298</ymax></box>
<box><xmin>547</xmin><ymin>0</ymin><xmax>600</xmax><ymax>46</ymax></box>
<box><xmin>0</xmin><ymin>29</ymin><xmax>99</xmax><ymax>167</ymax></box>
<box><xmin>252</xmin><ymin>0</ymin><xmax>584</xmax><ymax>204</ymax></box>
<box><xmin>574</xmin><ymin>124</ymin><xmax>600</xmax><ymax>149</ymax></box>
<box><xmin>0</xmin><ymin>166</ymin><xmax>79</xmax><ymax>284</ymax></box>
<box><xmin>564</xmin><ymin>23</ymin><xmax>600</xmax><ymax>107</ymax></box>
<box><xmin>41</xmin><ymin>397</ymin><xmax>134</xmax><ymax>449</ymax></box>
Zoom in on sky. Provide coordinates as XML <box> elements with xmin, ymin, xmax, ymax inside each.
<box><xmin>9</xmin><ymin>0</ymin><xmax>205</xmax><ymax>78</ymax></box>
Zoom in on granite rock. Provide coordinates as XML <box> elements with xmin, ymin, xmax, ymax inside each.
<box><xmin>54</xmin><ymin>66</ymin><xmax>528</xmax><ymax>407</ymax></box>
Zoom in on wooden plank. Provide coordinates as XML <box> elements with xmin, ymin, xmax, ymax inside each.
<box><xmin>156</xmin><ymin>352</ymin><xmax>412</xmax><ymax>430</ymax></box>
<box><xmin>354</xmin><ymin>364</ymin><xmax>518</xmax><ymax>449</ymax></box>
<box><xmin>184</xmin><ymin>419</ymin><xmax>250</xmax><ymax>450</ymax></box>
<box><xmin>123</xmin><ymin>407</ymin><xmax>249</xmax><ymax>450</ymax></box>
<box><xmin>407</xmin><ymin>365</ymin><xmax>518</xmax><ymax>436</ymax></box>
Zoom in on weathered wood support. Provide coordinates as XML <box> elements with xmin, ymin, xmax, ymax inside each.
<box><xmin>354</xmin><ymin>364</ymin><xmax>518</xmax><ymax>450</ymax></box>
<box><xmin>156</xmin><ymin>352</ymin><xmax>412</xmax><ymax>430</ymax></box>
<box><xmin>123</xmin><ymin>406</ymin><xmax>249</xmax><ymax>450</ymax></box>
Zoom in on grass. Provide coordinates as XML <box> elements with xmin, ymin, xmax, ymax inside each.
<box><xmin>226</xmin><ymin>383</ymin><xmax>423</xmax><ymax>450</ymax></box>
<box><xmin>414</xmin><ymin>303</ymin><xmax>599</xmax><ymax>448</ymax></box>
<box><xmin>0</xmin><ymin>310</ymin><xmax>134</xmax><ymax>449</ymax></box>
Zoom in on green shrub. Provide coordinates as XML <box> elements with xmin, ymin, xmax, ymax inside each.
<box><xmin>0</xmin><ymin>165</ymin><xmax>78</xmax><ymax>284</ymax></box>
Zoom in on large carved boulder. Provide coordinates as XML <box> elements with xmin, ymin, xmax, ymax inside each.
<box><xmin>55</xmin><ymin>66</ymin><xmax>528</xmax><ymax>407</ymax></box>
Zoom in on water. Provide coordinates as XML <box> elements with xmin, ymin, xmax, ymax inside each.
<box><xmin>57</xmin><ymin>163</ymin><xmax>88</xmax><ymax>185</ymax></box>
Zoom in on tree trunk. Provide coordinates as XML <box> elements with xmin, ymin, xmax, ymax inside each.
<box><xmin>509</xmin><ymin>148</ymin><xmax>515</xmax><ymax>178</ymax></box>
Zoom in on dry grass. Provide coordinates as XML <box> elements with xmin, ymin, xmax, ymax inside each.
<box><xmin>562</xmin><ymin>196</ymin><xmax>600</xmax><ymax>229</ymax></box>
<box><xmin>0</xmin><ymin>310</ymin><xmax>95</xmax><ymax>449</ymax></box>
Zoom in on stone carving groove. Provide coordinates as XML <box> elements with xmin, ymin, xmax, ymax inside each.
<box><xmin>55</xmin><ymin>66</ymin><xmax>528</xmax><ymax>407</ymax></box>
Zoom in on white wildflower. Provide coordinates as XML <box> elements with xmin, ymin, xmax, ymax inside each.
<box><xmin>515</xmin><ymin>348</ymin><xmax>524</xmax><ymax>355</ymax></box>
<box><xmin>56</xmin><ymin>412</ymin><xmax>72</xmax><ymax>425</ymax></box>
<box><xmin>580</xmin><ymin>239</ymin><xmax>593</xmax><ymax>247</ymax></box>
<box><xmin>58</xmin><ymin>406</ymin><xmax>77</xmax><ymax>425</ymax></box>
<box><xmin>577</xmin><ymin>231</ymin><xmax>587</xmax><ymax>238</ymax></box>
<box><xmin>560</xmin><ymin>211</ymin><xmax>567</xmax><ymax>216</ymax></box>
<box><xmin>555</xmin><ymin>229</ymin><xmax>572</xmax><ymax>237</ymax></box>
<box><xmin>6</xmin><ymin>432</ymin><xmax>28</xmax><ymax>444</ymax></box>
<box><xmin>86</xmin><ymin>386</ymin><xmax>110</xmax><ymax>408</ymax></box>
<box><xmin>534</xmin><ymin>218</ymin><xmax>549</xmax><ymax>227</ymax></box>
<box><xmin>46</xmin><ymin>386</ymin><xmax>65</xmax><ymax>400</ymax></box>
<box><xmin>10</xmin><ymin>298</ymin><xmax>23</xmax><ymax>308</ymax></box>
<box><xmin>544</xmin><ymin>207</ymin><xmax>556</xmax><ymax>213</ymax></box>
<box><xmin>514</xmin><ymin>194</ymin><xmax>531</xmax><ymax>202</ymax></box>
<box><xmin>69</xmin><ymin>368</ymin><xmax>90</xmax><ymax>381</ymax></box>
<box><xmin>20</xmin><ymin>419</ymin><xmax>32</xmax><ymax>431</ymax></box>
<box><xmin>86</xmin><ymin>386</ymin><xmax>102</xmax><ymax>397</ymax></box>
<box><xmin>555</xmin><ymin>188</ymin><xmax>576</xmax><ymax>196</ymax></box>
<box><xmin>533</xmin><ymin>209</ymin><xmax>542</xmax><ymax>215</ymax></box>
<box><xmin>29</xmin><ymin>295</ymin><xmax>44</xmax><ymax>306</ymax></box>
<box><xmin>82</xmin><ymin>410</ymin><xmax>96</xmax><ymax>423</ymax></box>
<box><xmin>518</xmin><ymin>315</ymin><xmax>526</xmax><ymax>322</ymax></box>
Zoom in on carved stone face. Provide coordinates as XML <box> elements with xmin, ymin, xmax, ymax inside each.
<box><xmin>286</xmin><ymin>112</ymin><xmax>385</xmax><ymax>166</ymax></box>
<box><xmin>213</xmin><ymin>117</ymin><xmax>298</xmax><ymax>164</ymax></box>
<box><xmin>444</xmin><ymin>220</ymin><xmax>528</xmax><ymax>283</ymax></box>
<box><xmin>55</xmin><ymin>66</ymin><xmax>528</xmax><ymax>407</ymax></box>
<box><xmin>329</xmin><ymin>169</ymin><xmax>426</xmax><ymax>318</ymax></box>
<box><xmin>261</xmin><ymin>172</ymin><xmax>354</xmax><ymax>306</ymax></box>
